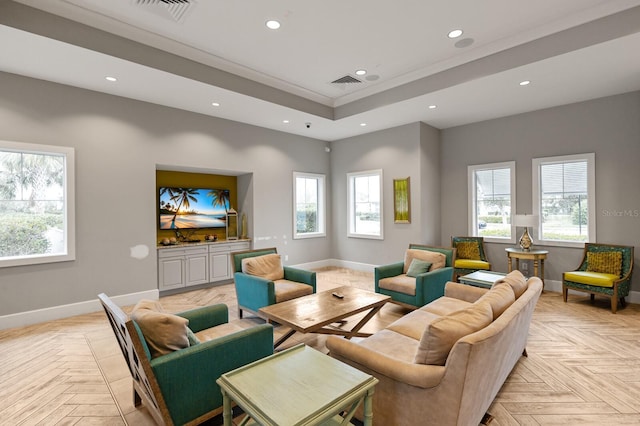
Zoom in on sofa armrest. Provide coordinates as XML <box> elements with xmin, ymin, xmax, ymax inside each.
<box><xmin>415</xmin><ymin>266</ymin><xmax>455</xmax><ymax>304</ymax></box>
<box><xmin>177</xmin><ymin>304</ymin><xmax>229</xmax><ymax>333</ymax></box>
<box><xmin>326</xmin><ymin>336</ymin><xmax>446</xmax><ymax>389</ymax></box>
<box><xmin>444</xmin><ymin>282</ymin><xmax>488</xmax><ymax>303</ymax></box>
<box><xmin>151</xmin><ymin>324</ymin><xmax>274</xmax><ymax>425</ymax></box>
<box><xmin>234</xmin><ymin>272</ymin><xmax>276</xmax><ymax>309</ymax></box>
<box><xmin>375</xmin><ymin>262</ymin><xmax>405</xmax><ymax>292</ymax></box>
<box><xmin>284</xmin><ymin>266</ymin><xmax>317</xmax><ymax>292</ymax></box>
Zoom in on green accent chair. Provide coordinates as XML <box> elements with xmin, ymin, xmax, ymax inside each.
<box><xmin>374</xmin><ymin>244</ymin><xmax>456</xmax><ymax>309</ymax></box>
<box><xmin>98</xmin><ymin>293</ymin><xmax>273</xmax><ymax>426</ymax></box>
<box><xmin>563</xmin><ymin>243</ymin><xmax>634</xmax><ymax>313</ymax></box>
<box><xmin>451</xmin><ymin>236</ymin><xmax>492</xmax><ymax>281</ymax></box>
<box><xmin>231</xmin><ymin>247</ymin><xmax>316</xmax><ymax>319</ymax></box>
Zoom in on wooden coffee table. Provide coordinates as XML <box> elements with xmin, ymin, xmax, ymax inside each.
<box><xmin>259</xmin><ymin>286</ymin><xmax>390</xmax><ymax>349</ymax></box>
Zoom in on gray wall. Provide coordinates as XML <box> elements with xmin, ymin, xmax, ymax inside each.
<box><xmin>0</xmin><ymin>72</ymin><xmax>331</xmax><ymax>316</ymax></box>
<box><xmin>330</xmin><ymin>122</ymin><xmax>441</xmax><ymax>266</ymax></box>
<box><xmin>440</xmin><ymin>91</ymin><xmax>640</xmax><ymax>289</ymax></box>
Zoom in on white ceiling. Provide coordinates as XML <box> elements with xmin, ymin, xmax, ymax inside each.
<box><xmin>2</xmin><ymin>0</ymin><xmax>640</xmax><ymax>141</ymax></box>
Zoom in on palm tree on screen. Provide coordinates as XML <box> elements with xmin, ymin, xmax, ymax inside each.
<box><xmin>208</xmin><ymin>189</ymin><xmax>230</xmax><ymax>214</ymax></box>
<box><xmin>169</xmin><ymin>187</ymin><xmax>199</xmax><ymax>228</ymax></box>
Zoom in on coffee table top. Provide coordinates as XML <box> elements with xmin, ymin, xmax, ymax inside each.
<box><xmin>259</xmin><ymin>286</ymin><xmax>390</xmax><ymax>333</ymax></box>
<box><xmin>217</xmin><ymin>344</ymin><xmax>378</xmax><ymax>425</ymax></box>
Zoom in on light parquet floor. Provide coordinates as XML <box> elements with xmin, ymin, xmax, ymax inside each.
<box><xmin>1</xmin><ymin>267</ymin><xmax>640</xmax><ymax>425</ymax></box>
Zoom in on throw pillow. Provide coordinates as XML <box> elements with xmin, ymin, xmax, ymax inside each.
<box><xmin>187</xmin><ymin>327</ymin><xmax>200</xmax><ymax>346</ymax></box>
<box><xmin>130</xmin><ymin>299</ymin><xmax>190</xmax><ymax>359</ymax></box>
<box><xmin>587</xmin><ymin>251</ymin><xmax>622</xmax><ymax>276</ymax></box>
<box><xmin>406</xmin><ymin>259</ymin><xmax>432</xmax><ymax>278</ymax></box>
<box><xmin>476</xmin><ymin>281</ymin><xmax>515</xmax><ymax>320</ymax></box>
<box><xmin>495</xmin><ymin>270</ymin><xmax>528</xmax><ymax>299</ymax></box>
<box><xmin>404</xmin><ymin>249</ymin><xmax>446</xmax><ymax>273</ymax></box>
<box><xmin>241</xmin><ymin>253</ymin><xmax>285</xmax><ymax>281</ymax></box>
<box><xmin>456</xmin><ymin>241</ymin><xmax>481</xmax><ymax>260</ymax></box>
<box><xmin>414</xmin><ymin>301</ymin><xmax>493</xmax><ymax>365</ymax></box>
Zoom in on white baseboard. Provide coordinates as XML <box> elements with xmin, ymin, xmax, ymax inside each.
<box><xmin>0</xmin><ymin>289</ymin><xmax>158</xmax><ymax>331</ymax></box>
<box><xmin>294</xmin><ymin>258</ymin><xmax>376</xmax><ymax>274</ymax></box>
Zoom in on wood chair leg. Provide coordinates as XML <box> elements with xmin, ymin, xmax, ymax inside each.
<box><xmin>611</xmin><ymin>296</ymin><xmax>618</xmax><ymax>314</ymax></box>
<box><xmin>562</xmin><ymin>286</ymin><xmax>568</xmax><ymax>302</ymax></box>
<box><xmin>590</xmin><ymin>294</ymin><xmax>595</xmax><ymax>303</ymax></box>
<box><xmin>481</xmin><ymin>412</ymin><xmax>494</xmax><ymax>425</ymax></box>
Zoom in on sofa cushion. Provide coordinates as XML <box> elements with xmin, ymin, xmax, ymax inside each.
<box><xmin>495</xmin><ymin>270</ymin><xmax>528</xmax><ymax>299</ymax></box>
<box><xmin>194</xmin><ymin>321</ymin><xmax>246</xmax><ymax>342</ymax></box>
<box><xmin>414</xmin><ymin>302</ymin><xmax>493</xmax><ymax>365</ymax></box>
<box><xmin>475</xmin><ymin>281</ymin><xmax>515</xmax><ymax>320</ymax></box>
<box><xmin>587</xmin><ymin>251</ymin><xmax>622</xmax><ymax>276</ymax></box>
<box><xmin>564</xmin><ymin>271</ymin><xmax>618</xmax><ymax>288</ymax></box>
<box><xmin>130</xmin><ymin>299</ymin><xmax>190</xmax><ymax>359</ymax></box>
<box><xmin>387</xmin><ymin>309</ymin><xmax>441</xmax><ymax>340</ymax></box>
<box><xmin>406</xmin><ymin>259</ymin><xmax>432</xmax><ymax>277</ymax></box>
<box><xmin>359</xmin><ymin>329</ymin><xmax>420</xmax><ymax>364</ymax></box>
<box><xmin>241</xmin><ymin>253</ymin><xmax>285</xmax><ymax>281</ymax></box>
<box><xmin>421</xmin><ymin>296</ymin><xmax>472</xmax><ymax>316</ymax></box>
<box><xmin>456</xmin><ymin>241</ymin><xmax>480</xmax><ymax>260</ymax></box>
<box><xmin>378</xmin><ymin>274</ymin><xmax>417</xmax><ymax>296</ymax></box>
<box><xmin>404</xmin><ymin>249</ymin><xmax>446</xmax><ymax>274</ymax></box>
<box><xmin>274</xmin><ymin>279</ymin><xmax>314</xmax><ymax>302</ymax></box>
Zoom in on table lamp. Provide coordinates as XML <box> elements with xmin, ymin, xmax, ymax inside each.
<box><xmin>513</xmin><ymin>214</ymin><xmax>538</xmax><ymax>251</ymax></box>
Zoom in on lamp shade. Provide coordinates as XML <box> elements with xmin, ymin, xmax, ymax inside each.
<box><xmin>513</xmin><ymin>214</ymin><xmax>538</xmax><ymax>227</ymax></box>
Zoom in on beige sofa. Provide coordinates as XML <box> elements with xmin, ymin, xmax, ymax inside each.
<box><xmin>327</xmin><ymin>270</ymin><xmax>543</xmax><ymax>426</ymax></box>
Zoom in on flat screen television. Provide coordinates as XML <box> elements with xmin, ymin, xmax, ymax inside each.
<box><xmin>159</xmin><ymin>187</ymin><xmax>230</xmax><ymax>229</ymax></box>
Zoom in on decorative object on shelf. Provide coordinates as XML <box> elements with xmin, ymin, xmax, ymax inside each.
<box><xmin>513</xmin><ymin>214</ymin><xmax>538</xmax><ymax>251</ymax></box>
<box><xmin>393</xmin><ymin>177</ymin><xmax>411</xmax><ymax>223</ymax></box>
<box><xmin>240</xmin><ymin>212</ymin><xmax>248</xmax><ymax>239</ymax></box>
<box><xmin>205</xmin><ymin>234</ymin><xmax>218</xmax><ymax>242</ymax></box>
<box><xmin>226</xmin><ymin>208</ymin><xmax>238</xmax><ymax>240</ymax></box>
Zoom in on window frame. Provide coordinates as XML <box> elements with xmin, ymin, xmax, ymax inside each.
<box><xmin>532</xmin><ymin>153</ymin><xmax>595</xmax><ymax>248</ymax></box>
<box><xmin>468</xmin><ymin>161</ymin><xmax>516</xmax><ymax>244</ymax></box>
<box><xmin>347</xmin><ymin>169</ymin><xmax>384</xmax><ymax>240</ymax></box>
<box><xmin>0</xmin><ymin>140</ymin><xmax>75</xmax><ymax>268</ymax></box>
<box><xmin>292</xmin><ymin>171</ymin><xmax>326</xmax><ymax>239</ymax></box>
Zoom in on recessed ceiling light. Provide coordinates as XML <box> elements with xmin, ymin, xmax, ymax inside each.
<box><xmin>519</xmin><ymin>80</ymin><xmax>531</xmax><ymax>86</ymax></box>
<box><xmin>211</xmin><ymin>102</ymin><xmax>220</xmax><ymax>107</ymax></box>
<box><xmin>360</xmin><ymin>123</ymin><xmax>367</xmax><ymax>127</ymax></box>
<box><xmin>355</xmin><ymin>69</ymin><xmax>367</xmax><ymax>76</ymax></box>
<box><xmin>428</xmin><ymin>105</ymin><xmax>437</xmax><ymax>109</ymax></box>
<box><xmin>266</xmin><ymin>20</ymin><xmax>281</xmax><ymax>30</ymax></box>
<box><xmin>105</xmin><ymin>76</ymin><xmax>117</xmax><ymax>82</ymax></box>
<box><xmin>448</xmin><ymin>29</ymin><xmax>463</xmax><ymax>39</ymax></box>
<box><xmin>283</xmin><ymin>120</ymin><xmax>290</xmax><ymax>124</ymax></box>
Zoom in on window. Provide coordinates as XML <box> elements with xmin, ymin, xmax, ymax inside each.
<box><xmin>0</xmin><ymin>141</ymin><xmax>75</xmax><ymax>268</ymax></box>
<box><xmin>347</xmin><ymin>170</ymin><xmax>383</xmax><ymax>239</ymax></box>
<box><xmin>468</xmin><ymin>162</ymin><xmax>515</xmax><ymax>242</ymax></box>
<box><xmin>533</xmin><ymin>153</ymin><xmax>595</xmax><ymax>247</ymax></box>
<box><xmin>293</xmin><ymin>172</ymin><xmax>326</xmax><ymax>239</ymax></box>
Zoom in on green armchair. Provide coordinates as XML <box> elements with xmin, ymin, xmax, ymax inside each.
<box><xmin>231</xmin><ymin>247</ymin><xmax>316</xmax><ymax>319</ymax></box>
<box><xmin>98</xmin><ymin>293</ymin><xmax>273</xmax><ymax>426</ymax></box>
<box><xmin>451</xmin><ymin>236</ymin><xmax>492</xmax><ymax>281</ymax></box>
<box><xmin>563</xmin><ymin>243</ymin><xmax>634</xmax><ymax>313</ymax></box>
<box><xmin>374</xmin><ymin>244</ymin><xmax>456</xmax><ymax>309</ymax></box>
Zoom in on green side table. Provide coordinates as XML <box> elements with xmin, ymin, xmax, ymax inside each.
<box><xmin>217</xmin><ymin>344</ymin><xmax>378</xmax><ymax>426</ymax></box>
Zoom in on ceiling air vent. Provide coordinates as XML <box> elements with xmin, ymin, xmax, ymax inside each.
<box><xmin>133</xmin><ymin>0</ymin><xmax>195</xmax><ymax>23</ymax></box>
<box><xmin>331</xmin><ymin>75</ymin><xmax>363</xmax><ymax>84</ymax></box>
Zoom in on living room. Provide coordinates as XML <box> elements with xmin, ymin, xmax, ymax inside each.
<box><xmin>1</xmin><ymin>1</ymin><xmax>640</xmax><ymax>424</ymax></box>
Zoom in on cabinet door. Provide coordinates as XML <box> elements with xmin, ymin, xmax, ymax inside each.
<box><xmin>209</xmin><ymin>253</ymin><xmax>230</xmax><ymax>282</ymax></box>
<box><xmin>185</xmin><ymin>253</ymin><xmax>209</xmax><ymax>286</ymax></box>
<box><xmin>159</xmin><ymin>257</ymin><xmax>185</xmax><ymax>290</ymax></box>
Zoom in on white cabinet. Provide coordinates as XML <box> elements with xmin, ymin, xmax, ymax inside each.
<box><xmin>158</xmin><ymin>245</ymin><xmax>208</xmax><ymax>291</ymax></box>
<box><xmin>209</xmin><ymin>241</ymin><xmax>250</xmax><ymax>282</ymax></box>
<box><xmin>158</xmin><ymin>240</ymin><xmax>250</xmax><ymax>291</ymax></box>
